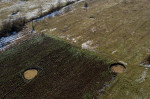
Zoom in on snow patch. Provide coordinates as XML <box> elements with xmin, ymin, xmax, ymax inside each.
<box><xmin>112</xmin><ymin>50</ymin><xmax>118</xmax><ymax>54</ymax></box>
<box><xmin>59</xmin><ymin>34</ymin><xmax>71</xmax><ymax>40</ymax></box>
<box><xmin>82</xmin><ymin>40</ymin><xmax>94</xmax><ymax>50</ymax></box>
<box><xmin>26</xmin><ymin>9</ymin><xmax>39</xmax><ymax>19</ymax></box>
<box><xmin>34</xmin><ymin>4</ymin><xmax>73</xmax><ymax>21</ymax></box>
<box><xmin>35</xmin><ymin>10</ymin><xmax>62</xmax><ymax>21</ymax></box>
<box><xmin>140</xmin><ymin>63</ymin><xmax>150</xmax><ymax>68</ymax></box>
<box><xmin>66</xmin><ymin>35</ymin><xmax>71</xmax><ymax>40</ymax></box>
<box><xmin>0</xmin><ymin>28</ymin><xmax>33</xmax><ymax>51</ymax></box>
<box><xmin>91</xmin><ymin>27</ymin><xmax>97</xmax><ymax>32</ymax></box>
<box><xmin>0</xmin><ymin>0</ymin><xmax>77</xmax><ymax>25</ymax></box>
<box><xmin>41</xmin><ymin>29</ymin><xmax>48</xmax><ymax>33</ymax></box>
<box><xmin>72</xmin><ymin>38</ymin><xmax>77</xmax><ymax>43</ymax></box>
<box><xmin>50</xmin><ymin>28</ymin><xmax>57</xmax><ymax>32</ymax></box>
<box><xmin>119</xmin><ymin>61</ymin><xmax>128</xmax><ymax>65</ymax></box>
<box><xmin>59</xmin><ymin>35</ymin><xmax>81</xmax><ymax>43</ymax></box>
<box><xmin>0</xmin><ymin>32</ymin><xmax>17</xmax><ymax>48</ymax></box>
<box><xmin>135</xmin><ymin>68</ymin><xmax>148</xmax><ymax>83</ymax></box>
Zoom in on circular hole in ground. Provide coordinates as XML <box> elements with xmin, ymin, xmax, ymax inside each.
<box><xmin>24</xmin><ymin>68</ymin><xmax>38</xmax><ymax>80</ymax></box>
<box><xmin>109</xmin><ymin>63</ymin><xmax>126</xmax><ymax>74</ymax></box>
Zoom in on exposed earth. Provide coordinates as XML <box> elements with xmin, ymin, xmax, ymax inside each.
<box><xmin>24</xmin><ymin>69</ymin><xmax>38</xmax><ymax>80</ymax></box>
<box><xmin>110</xmin><ymin>65</ymin><xmax>126</xmax><ymax>73</ymax></box>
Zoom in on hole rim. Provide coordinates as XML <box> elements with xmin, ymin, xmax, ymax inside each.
<box><xmin>109</xmin><ymin>63</ymin><xmax>126</xmax><ymax>74</ymax></box>
<box><xmin>21</xmin><ymin>67</ymin><xmax>42</xmax><ymax>82</ymax></box>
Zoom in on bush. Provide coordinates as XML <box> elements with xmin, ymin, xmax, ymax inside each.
<box><xmin>0</xmin><ymin>17</ymin><xmax>27</xmax><ymax>38</ymax></box>
<box><xmin>147</xmin><ymin>55</ymin><xmax>150</xmax><ymax>64</ymax></box>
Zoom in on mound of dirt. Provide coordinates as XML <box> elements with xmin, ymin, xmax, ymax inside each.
<box><xmin>24</xmin><ymin>69</ymin><xmax>38</xmax><ymax>80</ymax></box>
<box><xmin>110</xmin><ymin>65</ymin><xmax>126</xmax><ymax>73</ymax></box>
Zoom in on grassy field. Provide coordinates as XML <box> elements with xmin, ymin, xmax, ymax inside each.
<box><xmin>25</xmin><ymin>0</ymin><xmax>150</xmax><ymax>98</ymax></box>
<box><xmin>32</xmin><ymin>0</ymin><xmax>150</xmax><ymax>65</ymax></box>
<box><xmin>1</xmin><ymin>0</ymin><xmax>150</xmax><ymax>98</ymax></box>
<box><xmin>0</xmin><ymin>34</ymin><xmax>115</xmax><ymax>98</ymax></box>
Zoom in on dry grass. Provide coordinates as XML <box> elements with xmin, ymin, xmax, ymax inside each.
<box><xmin>26</xmin><ymin>0</ymin><xmax>150</xmax><ymax>98</ymax></box>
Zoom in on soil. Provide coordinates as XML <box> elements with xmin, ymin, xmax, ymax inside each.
<box><xmin>24</xmin><ymin>69</ymin><xmax>38</xmax><ymax>80</ymax></box>
<box><xmin>110</xmin><ymin>65</ymin><xmax>126</xmax><ymax>73</ymax></box>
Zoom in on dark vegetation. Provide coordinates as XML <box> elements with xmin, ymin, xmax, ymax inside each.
<box><xmin>142</xmin><ymin>55</ymin><xmax>150</xmax><ymax>65</ymax></box>
<box><xmin>84</xmin><ymin>2</ymin><xmax>88</xmax><ymax>8</ymax></box>
<box><xmin>0</xmin><ymin>35</ymin><xmax>114</xmax><ymax>99</ymax></box>
<box><xmin>146</xmin><ymin>55</ymin><xmax>150</xmax><ymax>64</ymax></box>
<box><xmin>0</xmin><ymin>17</ymin><xmax>27</xmax><ymax>38</ymax></box>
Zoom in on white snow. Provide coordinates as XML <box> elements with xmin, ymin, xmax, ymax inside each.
<box><xmin>66</xmin><ymin>35</ymin><xmax>70</xmax><ymax>40</ymax></box>
<box><xmin>50</xmin><ymin>28</ymin><xmax>57</xmax><ymax>32</ymax></box>
<box><xmin>0</xmin><ymin>0</ymin><xmax>83</xmax><ymax>49</ymax></box>
<box><xmin>140</xmin><ymin>63</ymin><xmax>150</xmax><ymax>68</ymax></box>
<box><xmin>72</xmin><ymin>38</ymin><xmax>77</xmax><ymax>43</ymax></box>
<box><xmin>26</xmin><ymin>9</ymin><xmax>39</xmax><ymax>19</ymax></box>
<box><xmin>59</xmin><ymin>34</ymin><xmax>71</xmax><ymax>40</ymax></box>
<box><xmin>135</xmin><ymin>68</ymin><xmax>148</xmax><ymax>83</ymax></box>
<box><xmin>59</xmin><ymin>35</ymin><xmax>66</xmax><ymax>39</ymax></box>
<box><xmin>41</xmin><ymin>29</ymin><xmax>48</xmax><ymax>33</ymax></box>
<box><xmin>0</xmin><ymin>32</ymin><xmax>17</xmax><ymax>48</ymax></box>
<box><xmin>24</xmin><ymin>0</ymin><xmax>76</xmax><ymax>20</ymax></box>
<box><xmin>91</xmin><ymin>27</ymin><xmax>97</xmax><ymax>32</ymax></box>
<box><xmin>0</xmin><ymin>28</ymin><xmax>33</xmax><ymax>51</ymax></box>
<box><xmin>59</xmin><ymin>35</ymin><xmax>81</xmax><ymax>43</ymax></box>
<box><xmin>119</xmin><ymin>61</ymin><xmax>128</xmax><ymax>65</ymax></box>
<box><xmin>82</xmin><ymin>40</ymin><xmax>94</xmax><ymax>50</ymax></box>
<box><xmin>0</xmin><ymin>0</ymin><xmax>78</xmax><ymax>25</ymax></box>
<box><xmin>112</xmin><ymin>50</ymin><xmax>118</xmax><ymax>54</ymax></box>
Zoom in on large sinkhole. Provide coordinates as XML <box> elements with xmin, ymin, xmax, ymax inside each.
<box><xmin>23</xmin><ymin>67</ymin><xmax>39</xmax><ymax>80</ymax></box>
<box><xmin>109</xmin><ymin>63</ymin><xmax>126</xmax><ymax>74</ymax></box>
